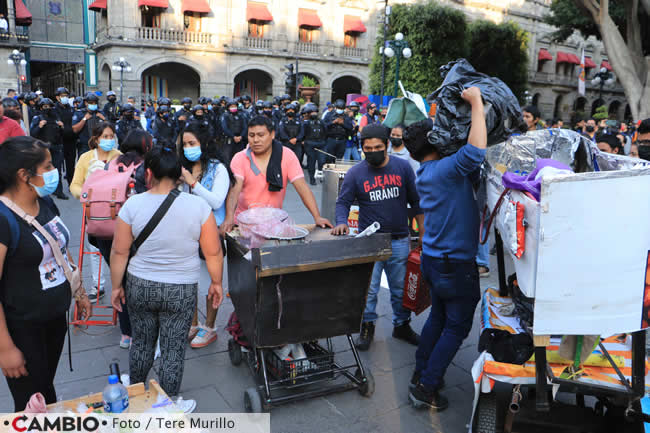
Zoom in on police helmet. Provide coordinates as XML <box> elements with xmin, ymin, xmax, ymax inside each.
<box><xmin>181</xmin><ymin>97</ymin><xmax>192</xmax><ymax>105</ymax></box>
<box><xmin>334</xmin><ymin>99</ymin><xmax>346</xmax><ymax>109</ymax></box>
<box><xmin>38</xmin><ymin>98</ymin><xmax>54</xmax><ymax>108</ymax></box>
<box><xmin>157</xmin><ymin>105</ymin><xmax>170</xmax><ymax>114</ymax></box>
<box><xmin>84</xmin><ymin>92</ymin><xmax>99</xmax><ymax>103</ymax></box>
<box><xmin>25</xmin><ymin>92</ymin><xmax>38</xmax><ymax>102</ymax></box>
<box><xmin>55</xmin><ymin>87</ymin><xmax>70</xmax><ymax>96</ymax></box>
<box><xmin>106</xmin><ymin>90</ymin><xmax>116</xmax><ymax>97</ymax></box>
<box><xmin>191</xmin><ymin>104</ymin><xmax>204</xmax><ymax>114</ymax></box>
<box><xmin>157</xmin><ymin>96</ymin><xmax>171</xmax><ymax>106</ymax></box>
<box><xmin>121</xmin><ymin>103</ymin><xmax>135</xmax><ymax>113</ymax></box>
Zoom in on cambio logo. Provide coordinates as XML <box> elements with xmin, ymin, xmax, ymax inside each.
<box><xmin>6</xmin><ymin>415</ymin><xmax>103</xmax><ymax>432</ymax></box>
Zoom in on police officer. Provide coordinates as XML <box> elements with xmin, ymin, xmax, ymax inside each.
<box><xmin>278</xmin><ymin>102</ymin><xmax>305</xmax><ymax>161</ymax></box>
<box><xmin>324</xmin><ymin>99</ymin><xmax>353</xmax><ymax>161</ymax></box>
<box><xmin>73</xmin><ymin>96</ymin><xmax>83</xmax><ymax>110</ymax></box>
<box><xmin>262</xmin><ymin>100</ymin><xmax>277</xmax><ymax>128</ymax></box>
<box><xmin>220</xmin><ymin>98</ymin><xmax>247</xmax><ymax>163</ymax></box>
<box><xmin>240</xmin><ymin>94</ymin><xmax>254</xmax><ymax>117</ymax></box>
<box><xmin>152</xmin><ymin>105</ymin><xmax>176</xmax><ymax>145</ymax></box>
<box><xmin>187</xmin><ymin>104</ymin><xmax>214</xmax><ymax>139</ymax></box>
<box><xmin>116</xmin><ymin>103</ymin><xmax>143</xmax><ymax>143</ymax></box>
<box><xmin>103</xmin><ymin>90</ymin><xmax>120</xmax><ymax>123</ymax></box>
<box><xmin>126</xmin><ymin>95</ymin><xmax>141</xmax><ymax>120</ymax></box>
<box><xmin>72</xmin><ymin>92</ymin><xmax>106</xmax><ymax>155</ymax></box>
<box><xmin>199</xmin><ymin>96</ymin><xmax>220</xmax><ymax>139</ymax></box>
<box><xmin>54</xmin><ymin>87</ymin><xmax>77</xmax><ymax>189</ymax></box>
<box><xmin>30</xmin><ymin>98</ymin><xmax>67</xmax><ymax>199</ymax></box>
<box><xmin>302</xmin><ymin>105</ymin><xmax>327</xmax><ymax>185</ymax></box>
<box><xmin>176</xmin><ymin>97</ymin><xmax>193</xmax><ymax>123</ymax></box>
<box><xmin>253</xmin><ymin>100</ymin><xmax>265</xmax><ymax>116</ymax></box>
<box><xmin>24</xmin><ymin>92</ymin><xmax>39</xmax><ymax>124</ymax></box>
<box><xmin>144</xmin><ymin>98</ymin><xmax>155</xmax><ymax>133</ymax></box>
<box><xmin>348</xmin><ymin>101</ymin><xmax>362</xmax><ymax>121</ymax></box>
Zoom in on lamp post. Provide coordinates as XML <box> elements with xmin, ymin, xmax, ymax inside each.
<box><xmin>77</xmin><ymin>68</ymin><xmax>85</xmax><ymax>96</ymax></box>
<box><xmin>383</xmin><ymin>32</ymin><xmax>411</xmax><ymax>98</ymax></box>
<box><xmin>591</xmin><ymin>67</ymin><xmax>615</xmax><ymax>102</ymax></box>
<box><xmin>378</xmin><ymin>1</ymin><xmax>390</xmax><ymax>107</ymax></box>
<box><xmin>111</xmin><ymin>57</ymin><xmax>132</xmax><ymax>103</ymax></box>
<box><xmin>7</xmin><ymin>50</ymin><xmax>27</xmax><ymax>93</ymax></box>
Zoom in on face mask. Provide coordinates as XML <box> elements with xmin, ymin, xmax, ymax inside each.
<box><xmin>124</xmin><ymin>112</ymin><xmax>134</xmax><ymax>119</ymax></box>
<box><xmin>336</xmin><ymin>109</ymin><xmax>344</xmax><ymax>115</ymax></box>
<box><xmin>88</xmin><ymin>104</ymin><xmax>98</xmax><ymax>111</ymax></box>
<box><xmin>390</xmin><ymin>137</ymin><xmax>403</xmax><ymax>148</ymax></box>
<box><xmin>264</xmin><ymin>110</ymin><xmax>272</xmax><ymax>117</ymax></box>
<box><xmin>98</xmin><ymin>138</ymin><xmax>116</xmax><ymax>152</ymax></box>
<box><xmin>42</xmin><ymin>108</ymin><xmax>52</xmax><ymax>116</ymax></box>
<box><xmin>638</xmin><ymin>145</ymin><xmax>650</xmax><ymax>161</ymax></box>
<box><xmin>30</xmin><ymin>168</ymin><xmax>59</xmax><ymax>198</ymax></box>
<box><xmin>365</xmin><ymin>150</ymin><xmax>385</xmax><ymax>167</ymax></box>
<box><xmin>286</xmin><ymin>112</ymin><xmax>295</xmax><ymax>118</ymax></box>
<box><xmin>60</xmin><ymin>97</ymin><xmax>69</xmax><ymax>105</ymax></box>
<box><xmin>585</xmin><ymin>125</ymin><xmax>595</xmax><ymax>133</ymax></box>
<box><xmin>229</xmin><ymin>107</ymin><xmax>238</xmax><ymax>113</ymax></box>
<box><xmin>207</xmin><ymin>104</ymin><xmax>213</xmax><ymax>110</ymax></box>
<box><xmin>162</xmin><ymin>113</ymin><xmax>169</xmax><ymax>120</ymax></box>
<box><xmin>184</xmin><ymin>146</ymin><xmax>202</xmax><ymax>162</ymax></box>
<box><xmin>184</xmin><ymin>104</ymin><xmax>191</xmax><ymax>110</ymax></box>
<box><xmin>310</xmin><ymin>113</ymin><xmax>318</xmax><ymax>119</ymax></box>
<box><xmin>108</xmin><ymin>97</ymin><xmax>116</xmax><ymax>103</ymax></box>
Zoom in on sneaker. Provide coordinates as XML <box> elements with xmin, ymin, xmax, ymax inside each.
<box><xmin>88</xmin><ymin>288</ymin><xmax>105</xmax><ymax>303</ymax></box>
<box><xmin>188</xmin><ymin>326</ymin><xmax>199</xmax><ymax>342</ymax></box>
<box><xmin>393</xmin><ymin>322</ymin><xmax>420</xmax><ymax>346</ymax></box>
<box><xmin>309</xmin><ymin>178</ymin><xmax>317</xmax><ymax>186</ymax></box>
<box><xmin>478</xmin><ymin>266</ymin><xmax>490</xmax><ymax>278</ymax></box>
<box><xmin>410</xmin><ymin>371</ymin><xmax>445</xmax><ymax>391</ymax></box>
<box><xmin>174</xmin><ymin>397</ymin><xmax>196</xmax><ymax>414</ymax></box>
<box><xmin>409</xmin><ymin>383</ymin><xmax>449</xmax><ymax>412</ymax></box>
<box><xmin>119</xmin><ymin>335</ymin><xmax>131</xmax><ymax>349</ymax></box>
<box><xmin>190</xmin><ymin>325</ymin><xmax>217</xmax><ymax>349</ymax></box>
<box><xmin>355</xmin><ymin>321</ymin><xmax>375</xmax><ymax>351</ymax></box>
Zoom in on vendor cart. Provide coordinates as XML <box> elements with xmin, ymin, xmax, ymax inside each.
<box><xmin>225</xmin><ymin>226</ymin><xmax>391</xmax><ymax>412</ymax></box>
<box><xmin>471</xmin><ymin>129</ymin><xmax>650</xmax><ymax>433</ymax></box>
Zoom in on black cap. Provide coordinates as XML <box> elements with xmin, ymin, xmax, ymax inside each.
<box><xmin>360</xmin><ymin>124</ymin><xmax>389</xmax><ymax>144</ymax></box>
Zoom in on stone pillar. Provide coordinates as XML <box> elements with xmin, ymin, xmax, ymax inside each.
<box><xmin>7</xmin><ymin>0</ymin><xmax>16</xmax><ymax>35</ymax></box>
<box><xmin>320</xmin><ymin>86</ymin><xmax>333</xmax><ymax>105</ymax></box>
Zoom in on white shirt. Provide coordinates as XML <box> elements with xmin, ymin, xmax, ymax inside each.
<box><xmin>0</xmin><ymin>19</ymin><xmax>8</xmax><ymax>31</ymax></box>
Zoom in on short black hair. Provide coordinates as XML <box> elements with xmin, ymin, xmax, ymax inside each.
<box><xmin>638</xmin><ymin>118</ymin><xmax>650</xmax><ymax>135</ymax></box>
<box><xmin>248</xmin><ymin>115</ymin><xmax>275</xmax><ymax>132</ymax></box>
<box><xmin>523</xmin><ymin>105</ymin><xmax>541</xmax><ymax>120</ymax></box>
<box><xmin>596</xmin><ymin>133</ymin><xmax>622</xmax><ymax>152</ymax></box>
<box><xmin>0</xmin><ymin>136</ymin><xmax>50</xmax><ymax>193</ymax></box>
<box><xmin>145</xmin><ymin>144</ymin><xmax>181</xmax><ymax>181</ymax></box>
<box><xmin>403</xmin><ymin>118</ymin><xmax>435</xmax><ymax>162</ymax></box>
<box><xmin>118</xmin><ymin>129</ymin><xmax>153</xmax><ymax>167</ymax></box>
<box><xmin>360</xmin><ymin>124</ymin><xmax>389</xmax><ymax>146</ymax></box>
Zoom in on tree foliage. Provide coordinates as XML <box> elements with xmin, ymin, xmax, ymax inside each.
<box><xmin>368</xmin><ymin>1</ymin><xmax>529</xmax><ymax>101</ymax></box>
<box><xmin>593</xmin><ymin>105</ymin><xmax>609</xmax><ymax>121</ymax></box>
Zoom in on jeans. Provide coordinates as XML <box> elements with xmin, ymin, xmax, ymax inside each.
<box><xmin>415</xmin><ymin>255</ymin><xmax>480</xmax><ymax>390</ymax></box>
<box><xmin>476</xmin><ymin>241</ymin><xmax>490</xmax><ymax>268</ymax></box>
<box><xmin>343</xmin><ymin>145</ymin><xmax>360</xmax><ymax>161</ymax></box>
<box><xmin>363</xmin><ymin>236</ymin><xmax>411</xmax><ymax>326</ymax></box>
<box><xmin>304</xmin><ymin>141</ymin><xmax>324</xmax><ymax>180</ymax></box>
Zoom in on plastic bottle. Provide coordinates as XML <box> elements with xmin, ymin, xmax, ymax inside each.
<box><xmin>127</xmin><ymin>181</ymin><xmax>136</xmax><ymax>198</ymax></box>
<box><xmin>103</xmin><ymin>374</ymin><xmax>129</xmax><ymax>413</ymax></box>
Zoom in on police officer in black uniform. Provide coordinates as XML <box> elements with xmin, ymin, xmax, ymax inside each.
<box><xmin>116</xmin><ymin>103</ymin><xmax>144</xmax><ymax>143</ymax></box>
<box><xmin>240</xmin><ymin>94</ymin><xmax>254</xmax><ymax>118</ymax></box>
<box><xmin>54</xmin><ymin>87</ymin><xmax>77</xmax><ymax>189</ymax></box>
<box><xmin>277</xmin><ymin>102</ymin><xmax>304</xmax><ymax>161</ymax></box>
<box><xmin>187</xmin><ymin>104</ymin><xmax>215</xmax><ymax>139</ymax></box>
<box><xmin>253</xmin><ymin>100</ymin><xmax>265</xmax><ymax>117</ymax></box>
<box><xmin>25</xmin><ymin>92</ymin><xmax>39</xmax><ymax>124</ymax></box>
<box><xmin>103</xmin><ymin>90</ymin><xmax>120</xmax><ymax>123</ymax></box>
<box><xmin>176</xmin><ymin>97</ymin><xmax>193</xmax><ymax>123</ymax></box>
<box><xmin>199</xmin><ymin>96</ymin><xmax>220</xmax><ymax>139</ymax></box>
<box><xmin>220</xmin><ymin>98</ymin><xmax>248</xmax><ymax>163</ymax></box>
<box><xmin>324</xmin><ymin>99</ymin><xmax>353</xmax><ymax>162</ymax></box>
<box><xmin>302</xmin><ymin>105</ymin><xmax>327</xmax><ymax>185</ymax></box>
<box><xmin>152</xmin><ymin>105</ymin><xmax>177</xmax><ymax>145</ymax></box>
<box><xmin>72</xmin><ymin>92</ymin><xmax>106</xmax><ymax>155</ymax></box>
<box><xmin>30</xmin><ymin>98</ymin><xmax>67</xmax><ymax>199</ymax></box>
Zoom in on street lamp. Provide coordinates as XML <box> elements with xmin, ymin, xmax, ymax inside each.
<box><xmin>383</xmin><ymin>32</ymin><xmax>411</xmax><ymax>97</ymax></box>
<box><xmin>111</xmin><ymin>57</ymin><xmax>132</xmax><ymax>103</ymax></box>
<box><xmin>591</xmin><ymin>67</ymin><xmax>615</xmax><ymax>102</ymax></box>
<box><xmin>7</xmin><ymin>49</ymin><xmax>27</xmax><ymax>93</ymax></box>
<box><xmin>78</xmin><ymin>68</ymin><xmax>85</xmax><ymax>96</ymax></box>
<box><xmin>379</xmin><ymin>1</ymin><xmax>390</xmax><ymax>107</ymax></box>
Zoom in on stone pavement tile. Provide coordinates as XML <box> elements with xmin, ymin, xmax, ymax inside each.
<box><xmin>65</xmin><ymin>323</ymin><xmax>123</xmax><ymax>353</ymax></box>
<box><xmin>51</xmin><ymin>376</ymin><xmax>112</xmax><ymax>406</ymax></box>
<box><xmin>54</xmin><ymin>348</ymin><xmax>108</xmax><ymax>385</ymax></box>
<box><xmin>345</xmin><ymin>406</ymin><xmax>442</xmax><ymax>433</ymax></box>
<box><xmin>452</xmin><ymin>345</ymin><xmax>480</xmax><ymax>375</ymax></box>
<box><xmin>269</xmin><ymin>396</ymin><xmax>352</xmax><ymax>433</ymax></box>
<box><xmin>412</xmin><ymin>385</ymin><xmax>474</xmax><ymax>433</ymax></box>
<box><xmin>0</xmin><ymin>390</ymin><xmax>14</xmax><ymax>413</ymax></box>
<box><xmin>180</xmin><ymin>385</ymin><xmax>234</xmax><ymax>413</ymax></box>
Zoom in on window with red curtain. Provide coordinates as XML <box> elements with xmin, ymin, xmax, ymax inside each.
<box><xmin>248</xmin><ymin>20</ymin><xmax>265</xmax><ymax>38</ymax></box>
<box><xmin>141</xmin><ymin>9</ymin><xmax>161</xmax><ymax>28</ymax></box>
<box><xmin>184</xmin><ymin>12</ymin><xmax>201</xmax><ymax>31</ymax></box>
<box><xmin>299</xmin><ymin>26</ymin><xmax>316</xmax><ymax>43</ymax></box>
<box><xmin>344</xmin><ymin>32</ymin><xmax>358</xmax><ymax>48</ymax></box>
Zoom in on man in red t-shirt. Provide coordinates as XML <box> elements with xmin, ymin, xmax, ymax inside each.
<box><xmin>0</xmin><ymin>102</ymin><xmax>26</xmax><ymax>144</ymax></box>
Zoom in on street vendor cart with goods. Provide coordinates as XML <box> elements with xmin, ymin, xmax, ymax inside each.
<box><xmin>225</xmin><ymin>215</ymin><xmax>390</xmax><ymax>412</ymax></box>
<box><xmin>471</xmin><ymin>129</ymin><xmax>650</xmax><ymax>433</ymax></box>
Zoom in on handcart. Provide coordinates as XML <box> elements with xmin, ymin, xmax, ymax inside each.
<box><xmin>471</xmin><ymin>129</ymin><xmax>650</xmax><ymax>433</ymax></box>
<box><xmin>225</xmin><ymin>226</ymin><xmax>391</xmax><ymax>412</ymax></box>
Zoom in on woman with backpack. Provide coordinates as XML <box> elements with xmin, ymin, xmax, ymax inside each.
<box><xmin>179</xmin><ymin>123</ymin><xmax>235</xmax><ymax>348</ymax></box>
<box><xmin>70</xmin><ymin>122</ymin><xmax>121</xmax><ymax>302</ymax></box>
<box><xmin>110</xmin><ymin>146</ymin><xmax>223</xmax><ymax>409</ymax></box>
<box><xmin>92</xmin><ymin>129</ymin><xmax>153</xmax><ymax>349</ymax></box>
<box><xmin>0</xmin><ymin>136</ymin><xmax>92</xmax><ymax>411</ymax></box>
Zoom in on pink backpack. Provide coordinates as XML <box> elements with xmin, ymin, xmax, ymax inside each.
<box><xmin>80</xmin><ymin>160</ymin><xmax>140</xmax><ymax>239</ymax></box>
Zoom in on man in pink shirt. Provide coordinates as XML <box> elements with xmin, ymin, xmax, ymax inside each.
<box><xmin>0</xmin><ymin>102</ymin><xmax>25</xmax><ymax>144</ymax></box>
<box><xmin>221</xmin><ymin>116</ymin><xmax>332</xmax><ymax>232</ymax></box>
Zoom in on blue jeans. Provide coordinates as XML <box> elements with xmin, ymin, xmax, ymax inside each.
<box><xmin>363</xmin><ymin>237</ymin><xmax>411</xmax><ymax>326</ymax></box>
<box><xmin>343</xmin><ymin>145</ymin><xmax>360</xmax><ymax>161</ymax></box>
<box><xmin>476</xmin><ymin>241</ymin><xmax>489</xmax><ymax>268</ymax></box>
<box><xmin>415</xmin><ymin>255</ymin><xmax>480</xmax><ymax>390</ymax></box>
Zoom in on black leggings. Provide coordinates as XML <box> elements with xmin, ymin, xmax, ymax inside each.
<box><xmin>5</xmin><ymin>316</ymin><xmax>67</xmax><ymax>411</ymax></box>
<box><xmin>93</xmin><ymin>237</ymin><xmax>132</xmax><ymax>336</ymax></box>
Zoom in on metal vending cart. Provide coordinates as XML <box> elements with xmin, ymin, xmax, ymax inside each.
<box><xmin>321</xmin><ymin>161</ymin><xmax>360</xmax><ymax>234</ymax></box>
<box><xmin>471</xmin><ymin>129</ymin><xmax>650</xmax><ymax>433</ymax></box>
<box><xmin>226</xmin><ymin>226</ymin><xmax>391</xmax><ymax>412</ymax></box>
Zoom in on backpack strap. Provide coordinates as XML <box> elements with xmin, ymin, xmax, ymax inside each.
<box><xmin>0</xmin><ymin>202</ymin><xmax>19</xmax><ymax>257</ymax></box>
<box><xmin>130</xmin><ymin>189</ymin><xmax>180</xmax><ymax>257</ymax></box>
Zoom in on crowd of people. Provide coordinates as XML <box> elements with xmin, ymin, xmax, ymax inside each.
<box><xmin>0</xmin><ymin>82</ymin><xmax>649</xmax><ymax>417</ymax></box>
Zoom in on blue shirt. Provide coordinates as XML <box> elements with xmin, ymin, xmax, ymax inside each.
<box><xmin>335</xmin><ymin>157</ymin><xmax>422</xmax><ymax>237</ymax></box>
<box><xmin>416</xmin><ymin>144</ymin><xmax>486</xmax><ymax>261</ymax></box>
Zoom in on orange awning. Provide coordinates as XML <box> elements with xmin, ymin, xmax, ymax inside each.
<box><xmin>601</xmin><ymin>60</ymin><xmax>612</xmax><ymax>71</ymax></box>
<box><xmin>247</xmin><ymin>2</ymin><xmax>273</xmax><ymax>22</ymax></box>
<box><xmin>538</xmin><ymin>48</ymin><xmax>552</xmax><ymax>62</ymax></box>
<box><xmin>556</xmin><ymin>51</ymin><xmax>580</xmax><ymax>65</ymax></box>
<box><xmin>88</xmin><ymin>0</ymin><xmax>106</xmax><ymax>12</ymax></box>
<box><xmin>299</xmin><ymin>9</ymin><xmax>322</xmax><ymax>28</ymax></box>
<box><xmin>344</xmin><ymin>15</ymin><xmax>366</xmax><ymax>33</ymax></box>
<box><xmin>138</xmin><ymin>0</ymin><xmax>169</xmax><ymax>8</ymax></box>
<box><xmin>584</xmin><ymin>56</ymin><xmax>596</xmax><ymax>69</ymax></box>
<box><xmin>14</xmin><ymin>0</ymin><xmax>32</xmax><ymax>26</ymax></box>
<box><xmin>182</xmin><ymin>0</ymin><xmax>210</xmax><ymax>13</ymax></box>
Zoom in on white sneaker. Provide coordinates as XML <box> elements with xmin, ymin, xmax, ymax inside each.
<box><xmin>174</xmin><ymin>397</ymin><xmax>196</xmax><ymax>413</ymax></box>
<box><xmin>190</xmin><ymin>325</ymin><xmax>217</xmax><ymax>349</ymax></box>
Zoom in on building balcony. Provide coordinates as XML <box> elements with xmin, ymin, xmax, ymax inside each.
<box><xmin>528</xmin><ymin>70</ymin><xmax>625</xmax><ymax>93</ymax></box>
<box><xmin>245</xmin><ymin>37</ymin><xmax>272</xmax><ymax>50</ymax></box>
<box><xmin>0</xmin><ymin>29</ymin><xmax>29</xmax><ymax>48</ymax></box>
<box><xmin>296</xmin><ymin>41</ymin><xmax>320</xmax><ymax>55</ymax></box>
<box><xmin>136</xmin><ymin>27</ymin><xmax>213</xmax><ymax>45</ymax></box>
<box><xmin>341</xmin><ymin>46</ymin><xmax>364</xmax><ymax>58</ymax></box>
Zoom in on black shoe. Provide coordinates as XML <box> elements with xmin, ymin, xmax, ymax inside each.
<box><xmin>88</xmin><ymin>289</ymin><xmax>105</xmax><ymax>303</ymax></box>
<box><xmin>54</xmin><ymin>192</ymin><xmax>69</xmax><ymax>200</ymax></box>
<box><xmin>355</xmin><ymin>321</ymin><xmax>375</xmax><ymax>351</ymax></box>
<box><xmin>409</xmin><ymin>383</ymin><xmax>449</xmax><ymax>412</ymax></box>
<box><xmin>309</xmin><ymin>178</ymin><xmax>316</xmax><ymax>186</ymax></box>
<box><xmin>393</xmin><ymin>322</ymin><xmax>420</xmax><ymax>346</ymax></box>
<box><xmin>410</xmin><ymin>371</ymin><xmax>445</xmax><ymax>391</ymax></box>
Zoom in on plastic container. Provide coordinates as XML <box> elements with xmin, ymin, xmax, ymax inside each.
<box><xmin>103</xmin><ymin>374</ymin><xmax>129</xmax><ymax>413</ymax></box>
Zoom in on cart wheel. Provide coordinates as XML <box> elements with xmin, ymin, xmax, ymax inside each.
<box><xmin>473</xmin><ymin>392</ymin><xmax>504</xmax><ymax>433</ymax></box>
<box><xmin>355</xmin><ymin>368</ymin><xmax>375</xmax><ymax>397</ymax></box>
<box><xmin>228</xmin><ymin>338</ymin><xmax>243</xmax><ymax>366</ymax></box>
<box><xmin>244</xmin><ymin>387</ymin><xmax>264</xmax><ymax>413</ymax></box>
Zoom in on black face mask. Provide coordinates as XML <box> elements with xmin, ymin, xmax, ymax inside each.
<box><xmin>124</xmin><ymin>112</ymin><xmax>134</xmax><ymax>119</ymax></box>
<box><xmin>638</xmin><ymin>145</ymin><xmax>650</xmax><ymax>161</ymax></box>
<box><xmin>310</xmin><ymin>113</ymin><xmax>318</xmax><ymax>119</ymax></box>
<box><xmin>264</xmin><ymin>110</ymin><xmax>272</xmax><ymax>117</ymax></box>
<box><xmin>108</xmin><ymin>97</ymin><xmax>116</xmax><ymax>103</ymax></box>
<box><xmin>390</xmin><ymin>137</ymin><xmax>403</xmax><ymax>148</ymax></box>
<box><xmin>585</xmin><ymin>125</ymin><xmax>595</xmax><ymax>133</ymax></box>
<box><xmin>365</xmin><ymin>150</ymin><xmax>385</xmax><ymax>167</ymax></box>
<box><xmin>184</xmin><ymin>104</ymin><xmax>191</xmax><ymax>110</ymax></box>
<box><xmin>286</xmin><ymin>111</ymin><xmax>295</xmax><ymax>118</ymax></box>
<box><xmin>42</xmin><ymin>108</ymin><xmax>53</xmax><ymax>116</ymax></box>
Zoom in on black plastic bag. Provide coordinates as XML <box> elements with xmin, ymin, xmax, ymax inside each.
<box><xmin>478</xmin><ymin>328</ymin><xmax>534</xmax><ymax>365</ymax></box>
<box><xmin>426</xmin><ymin>59</ymin><xmax>525</xmax><ymax>157</ymax></box>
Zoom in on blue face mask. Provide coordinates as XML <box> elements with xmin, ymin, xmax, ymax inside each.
<box><xmin>184</xmin><ymin>146</ymin><xmax>202</xmax><ymax>162</ymax></box>
<box><xmin>30</xmin><ymin>168</ymin><xmax>59</xmax><ymax>198</ymax></box>
<box><xmin>207</xmin><ymin>104</ymin><xmax>213</xmax><ymax>110</ymax></box>
<box><xmin>60</xmin><ymin>97</ymin><xmax>69</xmax><ymax>105</ymax></box>
<box><xmin>99</xmin><ymin>138</ymin><xmax>116</xmax><ymax>152</ymax></box>
<box><xmin>336</xmin><ymin>109</ymin><xmax>344</xmax><ymax>114</ymax></box>
<box><xmin>88</xmin><ymin>104</ymin><xmax>98</xmax><ymax>111</ymax></box>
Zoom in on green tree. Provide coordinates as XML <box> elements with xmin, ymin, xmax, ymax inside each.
<box><xmin>593</xmin><ymin>105</ymin><xmax>609</xmax><ymax>121</ymax></box>
<box><xmin>466</xmin><ymin>20</ymin><xmax>529</xmax><ymax>100</ymax></box>
<box><xmin>544</xmin><ymin>0</ymin><xmax>650</xmax><ymax>120</ymax></box>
